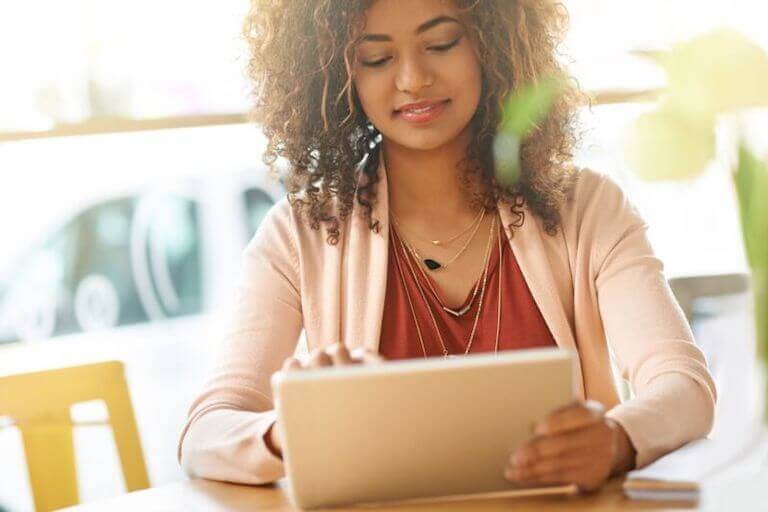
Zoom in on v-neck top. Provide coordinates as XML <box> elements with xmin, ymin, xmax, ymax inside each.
<box><xmin>378</xmin><ymin>212</ymin><xmax>558</xmax><ymax>359</ymax></box>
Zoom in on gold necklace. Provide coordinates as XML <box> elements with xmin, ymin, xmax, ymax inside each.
<box><xmin>390</xmin><ymin>209</ymin><xmax>486</xmax><ymax>271</ymax></box>
<box><xmin>392</xmin><ymin>233</ymin><xmax>430</xmax><ymax>358</ymax></box>
<box><xmin>494</xmin><ymin>223</ymin><xmax>503</xmax><ymax>353</ymax></box>
<box><xmin>398</xmin><ymin>208</ymin><xmax>485</xmax><ymax>247</ymax></box>
<box><xmin>395</xmin><ymin>224</ymin><xmax>482</xmax><ymax>317</ymax></box>
<box><xmin>391</xmin><ymin>215</ymin><xmax>498</xmax><ymax>358</ymax></box>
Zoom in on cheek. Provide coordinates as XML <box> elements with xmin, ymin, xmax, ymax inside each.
<box><xmin>456</xmin><ymin>50</ymin><xmax>483</xmax><ymax>102</ymax></box>
<box><xmin>353</xmin><ymin>73</ymin><xmax>390</xmax><ymax>119</ymax></box>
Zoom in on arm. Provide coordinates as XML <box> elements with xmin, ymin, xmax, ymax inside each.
<box><xmin>592</xmin><ymin>175</ymin><xmax>717</xmax><ymax>468</ymax></box>
<box><xmin>177</xmin><ymin>199</ymin><xmax>302</xmax><ymax>484</ymax></box>
<box><xmin>505</xmin><ymin>174</ymin><xmax>716</xmax><ymax>490</ymax></box>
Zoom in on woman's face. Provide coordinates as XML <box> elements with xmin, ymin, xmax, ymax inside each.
<box><xmin>352</xmin><ymin>0</ymin><xmax>482</xmax><ymax>151</ymax></box>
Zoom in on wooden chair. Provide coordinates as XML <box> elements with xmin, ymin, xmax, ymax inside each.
<box><xmin>0</xmin><ymin>360</ymin><xmax>149</xmax><ymax>511</ymax></box>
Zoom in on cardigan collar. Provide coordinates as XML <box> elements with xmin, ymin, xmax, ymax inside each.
<box><xmin>343</xmin><ymin>151</ymin><xmax>579</xmax><ymax>369</ymax></box>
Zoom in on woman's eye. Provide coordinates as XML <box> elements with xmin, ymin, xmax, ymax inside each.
<box><xmin>362</xmin><ymin>57</ymin><xmax>391</xmax><ymax>68</ymax></box>
<box><xmin>360</xmin><ymin>36</ymin><xmax>462</xmax><ymax>68</ymax></box>
<box><xmin>429</xmin><ymin>36</ymin><xmax>462</xmax><ymax>52</ymax></box>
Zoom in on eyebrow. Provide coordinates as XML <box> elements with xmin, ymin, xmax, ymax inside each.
<box><xmin>359</xmin><ymin>15</ymin><xmax>460</xmax><ymax>43</ymax></box>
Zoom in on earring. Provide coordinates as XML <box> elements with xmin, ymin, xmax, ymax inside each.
<box><xmin>365</xmin><ymin>120</ymin><xmax>378</xmax><ymax>149</ymax></box>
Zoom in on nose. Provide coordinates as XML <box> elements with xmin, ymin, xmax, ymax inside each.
<box><xmin>394</xmin><ymin>52</ymin><xmax>434</xmax><ymax>94</ymax></box>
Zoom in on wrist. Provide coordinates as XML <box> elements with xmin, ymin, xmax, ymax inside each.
<box><xmin>606</xmin><ymin>418</ymin><xmax>636</xmax><ymax>476</ymax></box>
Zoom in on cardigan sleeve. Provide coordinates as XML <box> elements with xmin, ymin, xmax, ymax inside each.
<box><xmin>177</xmin><ymin>198</ymin><xmax>301</xmax><ymax>484</ymax></box>
<box><xmin>587</xmin><ymin>173</ymin><xmax>717</xmax><ymax>468</ymax></box>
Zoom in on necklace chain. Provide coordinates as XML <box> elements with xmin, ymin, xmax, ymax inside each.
<box><xmin>390</xmin><ymin>214</ymin><xmax>501</xmax><ymax>358</ymax></box>
<box><xmin>398</xmin><ymin>207</ymin><xmax>485</xmax><ymax>247</ymax></box>
<box><xmin>390</xmin><ymin>209</ymin><xmax>486</xmax><ymax>271</ymax></box>
<box><xmin>396</xmin><ymin>225</ymin><xmax>482</xmax><ymax>317</ymax></box>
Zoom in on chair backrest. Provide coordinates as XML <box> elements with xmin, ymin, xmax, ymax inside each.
<box><xmin>0</xmin><ymin>360</ymin><xmax>149</xmax><ymax>512</ymax></box>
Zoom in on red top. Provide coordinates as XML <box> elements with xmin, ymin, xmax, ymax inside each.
<box><xmin>378</xmin><ymin>216</ymin><xmax>558</xmax><ymax>360</ymax></box>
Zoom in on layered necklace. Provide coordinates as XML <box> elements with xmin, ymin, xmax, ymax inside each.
<box><xmin>390</xmin><ymin>212</ymin><xmax>504</xmax><ymax>358</ymax></box>
<box><xmin>389</xmin><ymin>208</ymin><xmax>486</xmax><ymax>271</ymax></box>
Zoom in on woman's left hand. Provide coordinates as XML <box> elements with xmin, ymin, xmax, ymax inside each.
<box><xmin>504</xmin><ymin>400</ymin><xmax>636</xmax><ymax>492</ymax></box>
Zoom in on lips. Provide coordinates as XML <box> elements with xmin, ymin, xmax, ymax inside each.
<box><xmin>395</xmin><ymin>99</ymin><xmax>449</xmax><ymax>113</ymax></box>
<box><xmin>396</xmin><ymin>100</ymin><xmax>449</xmax><ymax>124</ymax></box>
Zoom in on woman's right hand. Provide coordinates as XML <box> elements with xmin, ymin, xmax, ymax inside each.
<box><xmin>265</xmin><ymin>342</ymin><xmax>385</xmax><ymax>458</ymax></box>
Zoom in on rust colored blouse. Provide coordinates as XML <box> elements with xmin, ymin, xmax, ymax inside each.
<box><xmin>379</xmin><ymin>214</ymin><xmax>558</xmax><ymax>360</ymax></box>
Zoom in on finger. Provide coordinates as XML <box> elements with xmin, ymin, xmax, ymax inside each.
<box><xmin>326</xmin><ymin>342</ymin><xmax>356</xmax><ymax>366</ymax></box>
<box><xmin>512</xmin><ymin>445</ymin><xmax>606</xmax><ymax>480</ymax></box>
<box><xmin>281</xmin><ymin>357</ymin><xmax>303</xmax><ymax>372</ymax></box>
<box><xmin>506</xmin><ymin>449</ymin><xmax>592</xmax><ymax>483</ymax></box>
<box><xmin>307</xmin><ymin>348</ymin><xmax>333</xmax><ymax>368</ymax></box>
<box><xmin>349</xmin><ymin>347</ymin><xmax>385</xmax><ymax>364</ymax></box>
<box><xmin>361</xmin><ymin>350</ymin><xmax>385</xmax><ymax>364</ymax></box>
<box><xmin>535</xmin><ymin>400</ymin><xmax>605</xmax><ymax>436</ymax></box>
<box><xmin>511</xmin><ymin>464</ymin><xmax>604</xmax><ymax>492</ymax></box>
<box><xmin>511</xmin><ymin>424</ymin><xmax>606</xmax><ymax>465</ymax></box>
<box><xmin>534</xmin><ymin>467</ymin><xmax>607</xmax><ymax>493</ymax></box>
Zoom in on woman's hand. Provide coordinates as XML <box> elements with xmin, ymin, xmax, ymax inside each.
<box><xmin>504</xmin><ymin>400</ymin><xmax>636</xmax><ymax>492</ymax></box>
<box><xmin>265</xmin><ymin>342</ymin><xmax>385</xmax><ymax>458</ymax></box>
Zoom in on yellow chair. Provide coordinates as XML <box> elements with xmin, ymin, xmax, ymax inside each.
<box><xmin>0</xmin><ymin>360</ymin><xmax>150</xmax><ymax>511</ymax></box>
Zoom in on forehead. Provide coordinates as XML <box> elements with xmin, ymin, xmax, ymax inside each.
<box><xmin>360</xmin><ymin>0</ymin><xmax>460</xmax><ymax>35</ymax></box>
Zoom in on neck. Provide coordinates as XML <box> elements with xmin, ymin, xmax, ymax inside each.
<box><xmin>383</xmin><ymin>127</ymin><xmax>481</xmax><ymax>223</ymax></box>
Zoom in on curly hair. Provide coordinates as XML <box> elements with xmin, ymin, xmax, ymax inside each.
<box><xmin>244</xmin><ymin>0</ymin><xmax>584</xmax><ymax>245</ymax></box>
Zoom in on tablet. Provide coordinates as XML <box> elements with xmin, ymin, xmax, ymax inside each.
<box><xmin>271</xmin><ymin>347</ymin><xmax>577</xmax><ymax>509</ymax></box>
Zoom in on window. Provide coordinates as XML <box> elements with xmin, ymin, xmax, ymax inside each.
<box><xmin>0</xmin><ymin>0</ymin><xmax>250</xmax><ymax>134</ymax></box>
<box><xmin>573</xmin><ymin>104</ymin><xmax>750</xmax><ymax>278</ymax></box>
<box><xmin>561</xmin><ymin>0</ymin><xmax>765</xmax><ymax>278</ymax></box>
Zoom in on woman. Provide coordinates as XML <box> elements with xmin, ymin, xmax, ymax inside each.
<box><xmin>178</xmin><ymin>0</ymin><xmax>716</xmax><ymax>492</ymax></box>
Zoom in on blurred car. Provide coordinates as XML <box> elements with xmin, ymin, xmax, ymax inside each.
<box><xmin>0</xmin><ymin>183</ymin><xmax>279</xmax><ymax>344</ymax></box>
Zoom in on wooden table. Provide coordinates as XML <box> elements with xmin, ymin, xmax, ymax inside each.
<box><xmin>61</xmin><ymin>477</ymin><xmax>699</xmax><ymax>511</ymax></box>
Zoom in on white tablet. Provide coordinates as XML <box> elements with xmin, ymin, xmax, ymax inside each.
<box><xmin>271</xmin><ymin>347</ymin><xmax>578</xmax><ymax>509</ymax></box>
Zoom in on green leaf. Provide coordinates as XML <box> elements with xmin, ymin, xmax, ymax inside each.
<box><xmin>734</xmin><ymin>146</ymin><xmax>768</xmax><ymax>374</ymax></box>
<box><xmin>734</xmin><ymin>144</ymin><xmax>768</xmax><ymax>271</ymax></box>
<box><xmin>624</xmin><ymin>107</ymin><xmax>716</xmax><ymax>181</ymax></box>
<box><xmin>493</xmin><ymin>132</ymin><xmax>521</xmax><ymax>187</ymax></box>
<box><xmin>499</xmin><ymin>74</ymin><xmax>564</xmax><ymax>138</ymax></box>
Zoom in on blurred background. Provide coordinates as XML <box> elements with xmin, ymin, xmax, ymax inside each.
<box><xmin>1</xmin><ymin>1</ymin><xmax>766</xmax><ymax>510</ymax></box>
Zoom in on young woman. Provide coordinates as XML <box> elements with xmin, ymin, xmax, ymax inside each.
<box><xmin>178</xmin><ymin>0</ymin><xmax>716</xmax><ymax>492</ymax></box>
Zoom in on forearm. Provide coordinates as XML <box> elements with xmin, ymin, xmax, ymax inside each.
<box><xmin>179</xmin><ymin>407</ymin><xmax>285</xmax><ymax>484</ymax></box>
<box><xmin>606</xmin><ymin>372</ymin><xmax>715</xmax><ymax>468</ymax></box>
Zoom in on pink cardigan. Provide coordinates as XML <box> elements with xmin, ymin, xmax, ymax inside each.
<box><xmin>178</xmin><ymin>156</ymin><xmax>717</xmax><ymax>484</ymax></box>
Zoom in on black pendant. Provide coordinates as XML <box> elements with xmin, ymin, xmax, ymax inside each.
<box><xmin>424</xmin><ymin>259</ymin><xmax>442</xmax><ymax>270</ymax></box>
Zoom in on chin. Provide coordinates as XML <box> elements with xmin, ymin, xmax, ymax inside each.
<box><xmin>385</xmin><ymin>127</ymin><xmax>466</xmax><ymax>152</ymax></box>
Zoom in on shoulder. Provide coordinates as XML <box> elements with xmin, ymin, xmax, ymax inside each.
<box><xmin>561</xmin><ymin>168</ymin><xmax>648</xmax><ymax>266</ymax></box>
<box><xmin>244</xmin><ymin>196</ymin><xmax>302</xmax><ymax>270</ymax></box>
<box><xmin>568</xmin><ymin>168</ymin><xmax>635</xmax><ymax>216</ymax></box>
<box><xmin>562</xmin><ymin>168</ymin><xmax>643</xmax><ymax>229</ymax></box>
<box><xmin>250</xmin><ymin>196</ymin><xmax>295</xmax><ymax>248</ymax></box>
<box><xmin>248</xmin><ymin>194</ymin><xmax>339</xmax><ymax>262</ymax></box>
